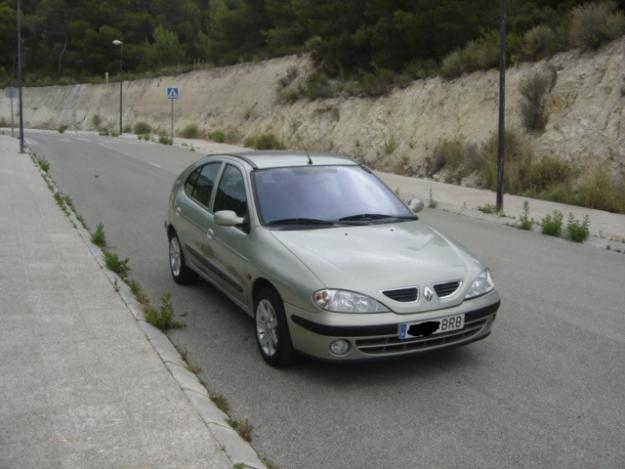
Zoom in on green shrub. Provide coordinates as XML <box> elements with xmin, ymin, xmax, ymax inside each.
<box><xmin>91</xmin><ymin>114</ymin><xmax>102</xmax><ymax>129</ymax></box>
<box><xmin>123</xmin><ymin>124</ymin><xmax>132</xmax><ymax>133</ymax></box>
<box><xmin>566</xmin><ymin>213</ymin><xmax>590</xmax><ymax>242</ymax></box>
<box><xmin>300</xmin><ymin>71</ymin><xmax>336</xmax><ymax>100</ymax></box>
<box><xmin>129</xmin><ymin>279</ymin><xmax>150</xmax><ymax>306</ymax></box>
<box><xmin>103</xmin><ymin>250</ymin><xmax>130</xmax><ymax>281</ymax></box>
<box><xmin>98</xmin><ymin>128</ymin><xmax>110</xmax><ymax>136</ymax></box>
<box><xmin>209</xmin><ymin>130</ymin><xmax>226</xmax><ymax>143</ymax></box>
<box><xmin>518</xmin><ymin>200</ymin><xmax>533</xmax><ymax>230</ymax></box>
<box><xmin>574</xmin><ymin>166</ymin><xmax>625</xmax><ymax>213</ymax></box>
<box><xmin>58</xmin><ymin>125</ymin><xmax>68</xmax><ymax>134</ymax></box>
<box><xmin>357</xmin><ymin>68</ymin><xmax>394</xmax><ymax>97</ymax></box>
<box><xmin>133</xmin><ymin>121</ymin><xmax>152</xmax><ymax>135</ymax></box>
<box><xmin>91</xmin><ymin>223</ymin><xmax>107</xmax><ymax>247</ymax></box>
<box><xmin>541</xmin><ymin>210</ymin><xmax>563</xmax><ymax>236</ymax></box>
<box><xmin>278</xmin><ymin>66</ymin><xmax>299</xmax><ymax>88</ymax></box>
<box><xmin>569</xmin><ymin>1</ymin><xmax>625</xmax><ymax>50</ymax></box>
<box><xmin>244</xmin><ymin>133</ymin><xmax>285</xmax><ymax>150</ymax></box>
<box><xmin>145</xmin><ymin>293</ymin><xmax>182</xmax><ymax>331</ymax></box>
<box><xmin>180</xmin><ymin>123</ymin><xmax>200</xmax><ymax>139</ymax></box>
<box><xmin>158</xmin><ymin>132</ymin><xmax>173</xmax><ymax>145</ymax></box>
<box><xmin>522</xmin><ymin>25</ymin><xmax>556</xmax><ymax>60</ymax></box>
<box><xmin>519</xmin><ymin>71</ymin><xmax>555</xmax><ymax>132</ymax></box>
<box><xmin>440</xmin><ymin>50</ymin><xmax>465</xmax><ymax>79</ymax></box>
<box><xmin>478</xmin><ymin>203</ymin><xmax>497</xmax><ymax>214</ymax></box>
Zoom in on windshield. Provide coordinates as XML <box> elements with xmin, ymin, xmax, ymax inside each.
<box><xmin>252</xmin><ymin>165</ymin><xmax>415</xmax><ymax>227</ymax></box>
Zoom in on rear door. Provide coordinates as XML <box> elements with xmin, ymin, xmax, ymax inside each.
<box><xmin>175</xmin><ymin>162</ymin><xmax>223</xmax><ymax>278</ymax></box>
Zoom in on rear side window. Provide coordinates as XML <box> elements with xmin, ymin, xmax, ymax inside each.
<box><xmin>184</xmin><ymin>167</ymin><xmax>201</xmax><ymax>196</ymax></box>
<box><xmin>214</xmin><ymin>165</ymin><xmax>247</xmax><ymax>218</ymax></box>
<box><xmin>189</xmin><ymin>163</ymin><xmax>221</xmax><ymax>209</ymax></box>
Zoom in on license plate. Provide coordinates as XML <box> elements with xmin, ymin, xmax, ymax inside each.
<box><xmin>398</xmin><ymin>314</ymin><xmax>465</xmax><ymax>339</ymax></box>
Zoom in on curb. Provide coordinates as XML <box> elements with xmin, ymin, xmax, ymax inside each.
<box><xmin>28</xmin><ymin>150</ymin><xmax>266</xmax><ymax>469</ymax></box>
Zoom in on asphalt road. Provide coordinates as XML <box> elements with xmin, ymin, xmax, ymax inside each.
<box><xmin>27</xmin><ymin>132</ymin><xmax>625</xmax><ymax>469</ymax></box>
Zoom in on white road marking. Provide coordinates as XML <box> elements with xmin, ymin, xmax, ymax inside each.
<box><xmin>96</xmin><ymin>141</ymin><xmax>165</xmax><ymax>171</ymax></box>
<box><xmin>74</xmin><ymin>137</ymin><xmax>92</xmax><ymax>143</ymax></box>
<box><xmin>148</xmin><ymin>161</ymin><xmax>162</xmax><ymax>168</ymax></box>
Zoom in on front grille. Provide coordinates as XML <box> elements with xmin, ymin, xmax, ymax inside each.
<box><xmin>434</xmin><ymin>281</ymin><xmax>460</xmax><ymax>298</ymax></box>
<box><xmin>356</xmin><ymin>318</ymin><xmax>488</xmax><ymax>355</ymax></box>
<box><xmin>382</xmin><ymin>287</ymin><xmax>418</xmax><ymax>302</ymax></box>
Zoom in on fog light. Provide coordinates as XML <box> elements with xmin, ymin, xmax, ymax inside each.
<box><xmin>329</xmin><ymin>339</ymin><xmax>350</xmax><ymax>356</ymax></box>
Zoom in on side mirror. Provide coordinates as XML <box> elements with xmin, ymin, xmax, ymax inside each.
<box><xmin>214</xmin><ymin>210</ymin><xmax>244</xmax><ymax>227</ymax></box>
<box><xmin>407</xmin><ymin>198</ymin><xmax>424</xmax><ymax>214</ymax></box>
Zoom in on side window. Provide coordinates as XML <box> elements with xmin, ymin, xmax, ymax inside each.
<box><xmin>184</xmin><ymin>167</ymin><xmax>201</xmax><ymax>197</ymax></box>
<box><xmin>191</xmin><ymin>163</ymin><xmax>222</xmax><ymax>209</ymax></box>
<box><xmin>214</xmin><ymin>165</ymin><xmax>247</xmax><ymax>218</ymax></box>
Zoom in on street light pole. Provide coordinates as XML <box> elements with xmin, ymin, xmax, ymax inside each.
<box><xmin>17</xmin><ymin>0</ymin><xmax>25</xmax><ymax>153</ymax></box>
<box><xmin>496</xmin><ymin>0</ymin><xmax>507</xmax><ymax>213</ymax></box>
<box><xmin>113</xmin><ymin>40</ymin><xmax>123</xmax><ymax>135</ymax></box>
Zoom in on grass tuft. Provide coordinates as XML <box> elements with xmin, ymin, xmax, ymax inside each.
<box><xmin>517</xmin><ymin>200</ymin><xmax>533</xmax><ymax>230</ymax></box>
<box><xmin>144</xmin><ymin>293</ymin><xmax>182</xmax><ymax>331</ymax></box>
<box><xmin>227</xmin><ymin>418</ymin><xmax>253</xmax><ymax>442</ymax></box>
<box><xmin>90</xmin><ymin>223</ymin><xmax>107</xmax><ymax>247</ymax></box>
<box><xmin>209</xmin><ymin>393</ymin><xmax>230</xmax><ymax>414</ymax></box>
<box><xmin>103</xmin><ymin>249</ymin><xmax>130</xmax><ymax>281</ymax></box>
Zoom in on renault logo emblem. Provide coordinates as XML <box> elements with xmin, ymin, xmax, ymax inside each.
<box><xmin>423</xmin><ymin>287</ymin><xmax>434</xmax><ymax>301</ymax></box>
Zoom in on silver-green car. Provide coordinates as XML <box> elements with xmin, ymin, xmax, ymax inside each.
<box><xmin>165</xmin><ymin>152</ymin><xmax>500</xmax><ymax>366</ymax></box>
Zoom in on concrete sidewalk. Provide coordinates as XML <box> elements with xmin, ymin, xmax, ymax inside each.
<box><xmin>0</xmin><ymin>137</ymin><xmax>234</xmax><ymax>468</ymax></box>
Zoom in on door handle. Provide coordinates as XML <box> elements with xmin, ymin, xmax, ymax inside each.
<box><xmin>175</xmin><ymin>206</ymin><xmax>181</xmax><ymax>215</ymax></box>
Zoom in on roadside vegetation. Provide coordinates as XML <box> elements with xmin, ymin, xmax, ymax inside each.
<box><xmin>244</xmin><ymin>133</ymin><xmax>285</xmax><ymax>150</ymax></box>
<box><xmin>90</xmin><ymin>223</ymin><xmax>107</xmax><ymax>247</ymax></box>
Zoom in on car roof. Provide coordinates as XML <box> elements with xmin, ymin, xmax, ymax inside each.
<box><xmin>203</xmin><ymin>151</ymin><xmax>359</xmax><ymax>169</ymax></box>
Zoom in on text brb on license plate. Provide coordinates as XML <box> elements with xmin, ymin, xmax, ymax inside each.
<box><xmin>399</xmin><ymin>314</ymin><xmax>465</xmax><ymax>340</ymax></box>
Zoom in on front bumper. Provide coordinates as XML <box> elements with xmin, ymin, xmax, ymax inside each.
<box><xmin>286</xmin><ymin>290</ymin><xmax>500</xmax><ymax>360</ymax></box>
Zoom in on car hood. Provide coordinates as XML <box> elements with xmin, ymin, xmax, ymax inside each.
<box><xmin>270</xmin><ymin>220</ymin><xmax>482</xmax><ymax>312</ymax></box>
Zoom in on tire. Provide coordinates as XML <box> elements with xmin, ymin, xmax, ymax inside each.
<box><xmin>254</xmin><ymin>287</ymin><xmax>297</xmax><ymax>367</ymax></box>
<box><xmin>168</xmin><ymin>232</ymin><xmax>197</xmax><ymax>285</ymax></box>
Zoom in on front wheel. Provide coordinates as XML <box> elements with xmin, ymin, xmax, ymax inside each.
<box><xmin>255</xmin><ymin>287</ymin><xmax>297</xmax><ymax>367</ymax></box>
<box><xmin>169</xmin><ymin>233</ymin><xmax>197</xmax><ymax>285</ymax></box>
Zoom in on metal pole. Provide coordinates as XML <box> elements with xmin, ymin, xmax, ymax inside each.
<box><xmin>119</xmin><ymin>44</ymin><xmax>123</xmax><ymax>135</ymax></box>
<box><xmin>17</xmin><ymin>0</ymin><xmax>25</xmax><ymax>153</ymax></box>
<box><xmin>496</xmin><ymin>0</ymin><xmax>507</xmax><ymax>212</ymax></box>
<box><xmin>170</xmin><ymin>99</ymin><xmax>174</xmax><ymax>142</ymax></box>
<box><xmin>10</xmin><ymin>90</ymin><xmax>14</xmax><ymax>137</ymax></box>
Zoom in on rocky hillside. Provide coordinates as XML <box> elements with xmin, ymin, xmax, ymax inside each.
<box><xmin>2</xmin><ymin>38</ymin><xmax>625</xmax><ymax>175</ymax></box>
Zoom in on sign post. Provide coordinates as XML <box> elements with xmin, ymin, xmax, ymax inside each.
<box><xmin>5</xmin><ymin>87</ymin><xmax>16</xmax><ymax>137</ymax></box>
<box><xmin>166</xmin><ymin>87</ymin><xmax>179</xmax><ymax>142</ymax></box>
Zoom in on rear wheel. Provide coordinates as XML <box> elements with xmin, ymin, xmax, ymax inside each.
<box><xmin>168</xmin><ymin>232</ymin><xmax>197</xmax><ymax>285</ymax></box>
<box><xmin>255</xmin><ymin>287</ymin><xmax>297</xmax><ymax>367</ymax></box>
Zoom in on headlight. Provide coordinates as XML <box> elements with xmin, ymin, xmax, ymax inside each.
<box><xmin>465</xmin><ymin>269</ymin><xmax>495</xmax><ymax>299</ymax></box>
<box><xmin>313</xmin><ymin>289</ymin><xmax>389</xmax><ymax>313</ymax></box>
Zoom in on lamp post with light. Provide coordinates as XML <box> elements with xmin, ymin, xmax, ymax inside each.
<box><xmin>112</xmin><ymin>39</ymin><xmax>123</xmax><ymax>135</ymax></box>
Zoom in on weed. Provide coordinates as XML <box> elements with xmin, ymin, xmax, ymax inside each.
<box><xmin>478</xmin><ymin>203</ymin><xmax>497</xmax><ymax>214</ymax></box>
<box><xmin>227</xmin><ymin>418</ymin><xmax>253</xmax><ymax>442</ymax></box>
<box><xmin>91</xmin><ymin>114</ymin><xmax>102</xmax><ymax>129</ymax></box>
<box><xmin>98</xmin><ymin>128</ymin><xmax>110</xmax><ymax>136</ymax></box>
<box><xmin>62</xmin><ymin>194</ymin><xmax>74</xmax><ymax>210</ymax></box>
<box><xmin>58</xmin><ymin>124</ymin><xmax>68</xmax><ymax>133</ymax></box>
<box><xmin>244</xmin><ymin>133</ymin><xmax>285</xmax><ymax>150</ymax></box>
<box><xmin>37</xmin><ymin>157</ymin><xmax>50</xmax><ymax>173</ymax></box>
<box><xmin>123</xmin><ymin>124</ymin><xmax>132</xmax><ymax>134</ymax></box>
<box><xmin>209</xmin><ymin>393</ymin><xmax>230</xmax><ymax>414</ymax></box>
<box><xmin>541</xmin><ymin>210</ymin><xmax>564</xmax><ymax>236</ymax></box>
<box><xmin>133</xmin><ymin>121</ymin><xmax>151</xmax><ymax>135</ymax></box>
<box><xmin>103</xmin><ymin>250</ymin><xmax>130</xmax><ymax>281</ymax></box>
<box><xmin>566</xmin><ymin>213</ymin><xmax>590</xmax><ymax>242</ymax></box>
<box><xmin>180</xmin><ymin>350</ymin><xmax>202</xmax><ymax>374</ymax></box>
<box><xmin>91</xmin><ymin>223</ymin><xmax>107</xmax><ymax>247</ymax></box>
<box><xmin>518</xmin><ymin>200</ymin><xmax>533</xmax><ymax>230</ymax></box>
<box><xmin>180</xmin><ymin>123</ymin><xmax>200</xmax><ymax>139</ymax></box>
<box><xmin>233</xmin><ymin>464</ymin><xmax>245</xmax><ymax>469</ymax></box>
<box><xmin>144</xmin><ymin>293</ymin><xmax>182</xmax><ymax>331</ymax></box>
<box><xmin>54</xmin><ymin>192</ymin><xmax>68</xmax><ymax>214</ymax></box>
<box><xmin>77</xmin><ymin>215</ymin><xmax>88</xmax><ymax>229</ymax></box>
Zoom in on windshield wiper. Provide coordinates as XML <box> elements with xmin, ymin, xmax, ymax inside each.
<box><xmin>267</xmin><ymin>218</ymin><xmax>336</xmax><ymax>227</ymax></box>
<box><xmin>338</xmin><ymin>213</ymin><xmax>418</xmax><ymax>222</ymax></box>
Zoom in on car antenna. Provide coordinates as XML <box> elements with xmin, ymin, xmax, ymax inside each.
<box><xmin>306</xmin><ymin>150</ymin><xmax>313</xmax><ymax>165</ymax></box>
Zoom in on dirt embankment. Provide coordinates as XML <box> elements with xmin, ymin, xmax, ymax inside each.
<box><xmin>2</xmin><ymin>38</ymin><xmax>624</xmax><ymax>174</ymax></box>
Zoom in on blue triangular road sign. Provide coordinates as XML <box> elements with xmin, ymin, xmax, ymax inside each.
<box><xmin>166</xmin><ymin>87</ymin><xmax>179</xmax><ymax>99</ymax></box>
